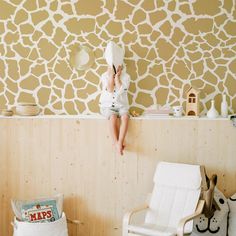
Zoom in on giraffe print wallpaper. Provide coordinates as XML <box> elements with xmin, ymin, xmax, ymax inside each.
<box><xmin>0</xmin><ymin>0</ymin><xmax>236</xmax><ymax>115</ymax></box>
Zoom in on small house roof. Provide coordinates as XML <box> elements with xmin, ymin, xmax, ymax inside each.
<box><xmin>186</xmin><ymin>86</ymin><xmax>200</xmax><ymax>94</ymax></box>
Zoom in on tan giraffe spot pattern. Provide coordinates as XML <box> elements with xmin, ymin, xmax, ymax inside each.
<box><xmin>0</xmin><ymin>0</ymin><xmax>236</xmax><ymax>115</ymax></box>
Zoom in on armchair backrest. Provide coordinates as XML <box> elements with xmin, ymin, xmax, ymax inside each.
<box><xmin>145</xmin><ymin>162</ymin><xmax>202</xmax><ymax>233</ymax></box>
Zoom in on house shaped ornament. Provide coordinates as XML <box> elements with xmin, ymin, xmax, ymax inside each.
<box><xmin>186</xmin><ymin>86</ymin><xmax>200</xmax><ymax>116</ymax></box>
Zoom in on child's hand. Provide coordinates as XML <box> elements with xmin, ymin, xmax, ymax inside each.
<box><xmin>114</xmin><ymin>65</ymin><xmax>122</xmax><ymax>88</ymax></box>
<box><xmin>116</xmin><ymin>65</ymin><xmax>122</xmax><ymax>77</ymax></box>
<box><xmin>107</xmin><ymin>67</ymin><xmax>115</xmax><ymax>80</ymax></box>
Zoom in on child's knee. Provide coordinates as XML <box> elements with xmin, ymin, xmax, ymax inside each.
<box><xmin>109</xmin><ymin>114</ymin><xmax>117</xmax><ymax>122</ymax></box>
<box><xmin>121</xmin><ymin>114</ymin><xmax>129</xmax><ymax>122</ymax></box>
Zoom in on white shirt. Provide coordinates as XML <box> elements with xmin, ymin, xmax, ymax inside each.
<box><xmin>99</xmin><ymin>71</ymin><xmax>130</xmax><ymax>109</ymax></box>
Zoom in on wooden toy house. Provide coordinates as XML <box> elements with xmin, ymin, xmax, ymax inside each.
<box><xmin>186</xmin><ymin>87</ymin><xmax>200</xmax><ymax>116</ymax></box>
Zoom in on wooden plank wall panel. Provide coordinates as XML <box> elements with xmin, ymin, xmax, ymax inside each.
<box><xmin>0</xmin><ymin>118</ymin><xmax>235</xmax><ymax>236</ymax></box>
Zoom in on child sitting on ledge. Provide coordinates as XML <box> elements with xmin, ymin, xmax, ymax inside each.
<box><xmin>99</xmin><ymin>42</ymin><xmax>130</xmax><ymax>155</ymax></box>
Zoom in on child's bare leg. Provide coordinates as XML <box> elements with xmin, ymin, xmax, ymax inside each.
<box><xmin>116</xmin><ymin>117</ymin><xmax>120</xmax><ymax>135</ymax></box>
<box><xmin>109</xmin><ymin>114</ymin><xmax>119</xmax><ymax>145</ymax></box>
<box><xmin>118</xmin><ymin>114</ymin><xmax>129</xmax><ymax>155</ymax></box>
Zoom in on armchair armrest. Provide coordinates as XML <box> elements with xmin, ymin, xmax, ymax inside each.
<box><xmin>177</xmin><ymin>200</ymin><xmax>205</xmax><ymax>236</ymax></box>
<box><xmin>123</xmin><ymin>205</ymin><xmax>149</xmax><ymax>225</ymax></box>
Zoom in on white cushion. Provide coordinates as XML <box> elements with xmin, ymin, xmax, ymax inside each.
<box><xmin>13</xmin><ymin>212</ymin><xmax>68</xmax><ymax>236</ymax></box>
<box><xmin>128</xmin><ymin>223</ymin><xmax>176</xmax><ymax>236</ymax></box>
<box><xmin>154</xmin><ymin>162</ymin><xmax>201</xmax><ymax>189</ymax></box>
<box><xmin>145</xmin><ymin>162</ymin><xmax>201</xmax><ymax>233</ymax></box>
<box><xmin>145</xmin><ymin>185</ymin><xmax>200</xmax><ymax>233</ymax></box>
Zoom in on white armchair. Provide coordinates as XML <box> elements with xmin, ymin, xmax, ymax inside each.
<box><xmin>123</xmin><ymin>162</ymin><xmax>205</xmax><ymax>236</ymax></box>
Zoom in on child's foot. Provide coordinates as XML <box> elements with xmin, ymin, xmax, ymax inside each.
<box><xmin>116</xmin><ymin>142</ymin><xmax>123</xmax><ymax>155</ymax></box>
<box><xmin>122</xmin><ymin>144</ymin><xmax>125</xmax><ymax>152</ymax></box>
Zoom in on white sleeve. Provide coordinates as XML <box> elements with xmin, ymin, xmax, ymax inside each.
<box><xmin>117</xmin><ymin>73</ymin><xmax>130</xmax><ymax>95</ymax></box>
<box><xmin>101</xmin><ymin>73</ymin><xmax>108</xmax><ymax>91</ymax></box>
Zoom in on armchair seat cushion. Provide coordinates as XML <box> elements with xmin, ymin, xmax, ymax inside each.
<box><xmin>127</xmin><ymin>223</ymin><xmax>177</xmax><ymax>236</ymax></box>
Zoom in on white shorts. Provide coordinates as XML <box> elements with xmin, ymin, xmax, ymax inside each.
<box><xmin>101</xmin><ymin>107</ymin><xmax>129</xmax><ymax>119</ymax></box>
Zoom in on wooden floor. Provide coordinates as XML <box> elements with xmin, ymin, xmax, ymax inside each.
<box><xmin>0</xmin><ymin>117</ymin><xmax>235</xmax><ymax>236</ymax></box>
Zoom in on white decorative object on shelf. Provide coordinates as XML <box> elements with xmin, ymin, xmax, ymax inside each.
<box><xmin>221</xmin><ymin>94</ymin><xmax>228</xmax><ymax>118</ymax></box>
<box><xmin>207</xmin><ymin>100</ymin><xmax>219</xmax><ymax>118</ymax></box>
<box><xmin>172</xmin><ymin>106</ymin><xmax>183</xmax><ymax>117</ymax></box>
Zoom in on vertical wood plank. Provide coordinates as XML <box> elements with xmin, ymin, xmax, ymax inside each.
<box><xmin>0</xmin><ymin>118</ymin><xmax>235</xmax><ymax>236</ymax></box>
